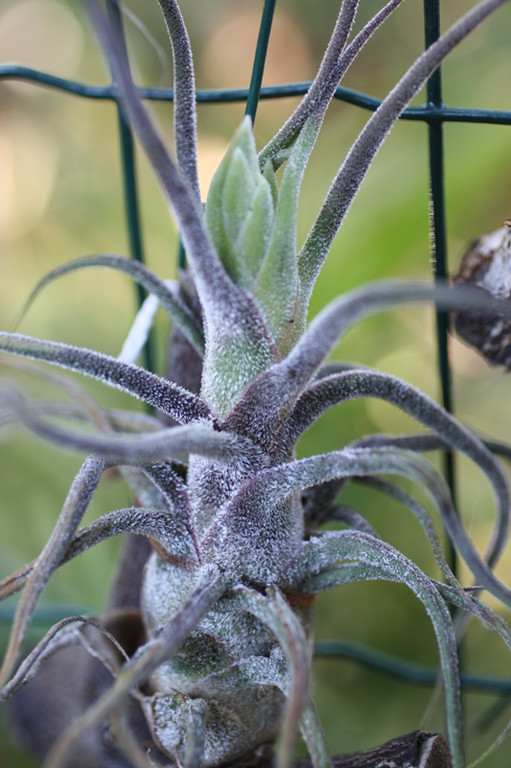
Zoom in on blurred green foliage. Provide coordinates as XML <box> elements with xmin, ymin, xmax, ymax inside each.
<box><xmin>1</xmin><ymin>1</ymin><xmax>511</xmax><ymax>766</ymax></box>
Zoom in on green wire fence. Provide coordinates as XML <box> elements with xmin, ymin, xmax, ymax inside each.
<box><xmin>1</xmin><ymin>0</ymin><xmax>511</xmax><ymax>729</ymax></box>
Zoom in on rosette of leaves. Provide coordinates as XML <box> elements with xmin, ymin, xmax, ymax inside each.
<box><xmin>1</xmin><ymin>2</ymin><xmax>511</xmax><ymax>768</ymax></box>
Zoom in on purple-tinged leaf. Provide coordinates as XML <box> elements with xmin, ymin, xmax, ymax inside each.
<box><xmin>43</xmin><ymin>563</ymin><xmax>226</xmax><ymax>768</ymax></box>
<box><xmin>0</xmin><ymin>355</ymin><xmax>117</xmax><ymax>432</ymax></box>
<box><xmin>0</xmin><ymin>356</ymin><xmax>166</xmax><ymax>441</ymax></box>
<box><xmin>0</xmin><ymin>331</ymin><xmax>211</xmax><ymax>423</ymax></box>
<box><xmin>0</xmin><ymin>563</ymin><xmax>32</xmax><ymax>603</ymax></box>
<box><xmin>142</xmin><ymin>462</ymin><xmax>199</xmax><ymax>553</ymax></box>
<box><xmin>215</xmin><ymin>445</ymin><xmax>511</xmax><ymax>607</ymax></box>
<box><xmin>333</xmin><ymin>0</ymin><xmax>406</xmax><ymax>93</ymax></box>
<box><xmin>85</xmin><ymin>0</ymin><xmax>277</xmax><ymax>418</ymax></box>
<box><xmin>68</xmin><ymin>507</ymin><xmax>198</xmax><ymax>567</ymax></box>
<box><xmin>0</xmin><ymin>397</ymin><xmax>161</xmax><ymax>434</ymax></box>
<box><xmin>316</xmin><ymin>359</ymin><xmax>373</xmax><ymax>378</ymax></box>
<box><xmin>261</xmin><ymin>0</ymin><xmax>406</xmax><ymax>170</ymax></box>
<box><xmin>437</xmin><ymin>584</ymin><xmax>511</xmax><ymax>651</ymax></box>
<box><xmin>354</xmin><ymin>432</ymin><xmax>445</xmax><ymax>453</ymax></box>
<box><xmin>259</xmin><ymin>0</ymin><xmax>360</xmax><ymax>167</ymax></box>
<box><xmin>0</xmin><ymin>455</ymin><xmax>106</xmax><ymax>688</ymax></box>
<box><xmin>354</xmin><ymin>476</ymin><xmax>459</xmax><ymax>587</ymax></box>
<box><xmin>0</xmin><ymin>506</ymin><xmax>198</xmax><ymax>602</ymax></box>
<box><xmin>307</xmin><ymin>558</ymin><xmax>511</xmax><ymax>766</ymax></box>
<box><xmin>201</xmin><ymin>489</ymin><xmax>304</xmax><ymax>584</ymax></box>
<box><xmin>0</xmin><ymin>396</ymin><xmax>142</xmax><ymax>432</ymax></box>
<box><xmin>85</xmin><ymin>0</ymin><xmax>216</xmax><ymax>301</ymax></box>
<box><xmin>0</xmin><ymin>363</ymin><xmax>174</xmax><ymax>522</ymax></box>
<box><xmin>436</xmin><ymin>583</ymin><xmax>511</xmax><ymax>766</ymax></box>
<box><xmin>301</xmin><ymin>479</ymin><xmax>349</xmax><ymax>530</ymax></box>
<box><xmin>282</xmin><ymin>281</ymin><xmax>511</xmax><ymax>404</ymax></box>
<box><xmin>326</xmin><ymin>505</ymin><xmax>378</xmax><ymax>537</ymax></box>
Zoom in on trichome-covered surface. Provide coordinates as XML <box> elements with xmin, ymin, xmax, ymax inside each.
<box><xmin>1</xmin><ymin>2</ymin><xmax>511</xmax><ymax>768</ymax></box>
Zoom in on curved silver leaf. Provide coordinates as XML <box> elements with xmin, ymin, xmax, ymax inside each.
<box><xmin>3</xmin><ymin>390</ymin><xmax>261</xmax><ymax>466</ymax></box>
<box><xmin>214</xmin><ymin>446</ymin><xmax>511</xmax><ymax>607</ymax></box>
<box><xmin>43</xmin><ymin>563</ymin><xmax>226</xmax><ymax>768</ymax></box>
<box><xmin>277</xmin><ymin>369</ymin><xmax>509</xmax><ymax>569</ymax></box>
<box><xmin>0</xmin><ymin>455</ymin><xmax>106</xmax><ymax>688</ymax></box>
<box><xmin>16</xmin><ymin>254</ymin><xmax>204</xmax><ymax>354</ymax></box>
<box><xmin>282</xmin><ymin>529</ymin><xmax>463</xmax><ymax>768</ymax></box>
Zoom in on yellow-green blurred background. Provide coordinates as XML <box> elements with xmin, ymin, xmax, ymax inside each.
<box><xmin>1</xmin><ymin>0</ymin><xmax>511</xmax><ymax>765</ymax></box>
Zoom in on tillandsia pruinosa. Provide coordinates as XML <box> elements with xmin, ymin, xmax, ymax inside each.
<box><xmin>1</xmin><ymin>1</ymin><xmax>511</xmax><ymax>767</ymax></box>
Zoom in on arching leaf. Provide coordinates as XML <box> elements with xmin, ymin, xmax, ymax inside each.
<box><xmin>0</xmin><ymin>332</ymin><xmax>211</xmax><ymax>423</ymax></box>
<box><xmin>282</xmin><ymin>529</ymin><xmax>464</xmax><ymax>768</ymax></box>
<box><xmin>42</xmin><ymin>564</ymin><xmax>226</xmax><ymax>768</ymax></box>
<box><xmin>0</xmin><ymin>455</ymin><xmax>106</xmax><ymax>687</ymax></box>
<box><xmin>16</xmin><ymin>254</ymin><xmax>204</xmax><ymax>354</ymax></box>
<box><xmin>277</xmin><ymin>369</ymin><xmax>510</xmax><ymax>569</ymax></box>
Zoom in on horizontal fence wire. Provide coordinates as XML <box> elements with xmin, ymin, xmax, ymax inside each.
<box><xmin>2</xmin><ymin>65</ymin><xmax>511</xmax><ymax>124</ymax></box>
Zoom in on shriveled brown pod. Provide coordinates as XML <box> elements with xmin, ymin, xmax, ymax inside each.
<box><xmin>452</xmin><ymin>222</ymin><xmax>511</xmax><ymax>368</ymax></box>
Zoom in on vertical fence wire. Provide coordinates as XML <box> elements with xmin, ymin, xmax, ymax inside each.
<box><xmin>423</xmin><ymin>0</ymin><xmax>459</xmax><ymax>578</ymax></box>
<box><xmin>245</xmin><ymin>0</ymin><xmax>277</xmax><ymax>124</ymax></box>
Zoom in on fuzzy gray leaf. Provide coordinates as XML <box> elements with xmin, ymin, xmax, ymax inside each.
<box><xmin>226</xmin><ymin>280</ymin><xmax>511</xmax><ymax>446</ymax></box>
<box><xmin>260</xmin><ymin>0</ymin><xmax>406</xmax><ymax>171</ymax></box>
<box><xmin>0</xmin><ymin>331</ymin><xmax>211</xmax><ymax>423</ymax></box>
<box><xmin>0</xmin><ymin>564</ymin><xmax>31</xmax><ymax>603</ymax></box>
<box><xmin>216</xmin><ymin>445</ymin><xmax>511</xmax><ymax>606</ymax></box>
<box><xmin>85</xmin><ymin>0</ymin><xmax>277</xmax><ymax>420</ymax></box>
<box><xmin>67</xmin><ymin>506</ymin><xmax>198</xmax><ymax>566</ymax></box>
<box><xmin>142</xmin><ymin>462</ymin><xmax>198</xmax><ymax>546</ymax></box>
<box><xmin>0</xmin><ymin>456</ymin><xmax>106</xmax><ymax>688</ymax></box>
<box><xmin>230</xmin><ymin>585</ymin><xmax>310</xmax><ymax>768</ymax></box>
<box><xmin>156</xmin><ymin>0</ymin><xmax>200</xmax><ymax>202</ymax></box>
<box><xmin>298</xmin><ymin>0</ymin><xmax>509</xmax><ymax>305</ymax></box>
<box><xmin>0</xmin><ymin>506</ymin><xmax>198</xmax><ymax>603</ymax></box>
<box><xmin>278</xmin><ymin>368</ymin><xmax>509</xmax><ymax>570</ymax></box>
<box><xmin>282</xmin><ymin>529</ymin><xmax>463</xmax><ymax>768</ymax></box>
<box><xmin>324</xmin><ymin>505</ymin><xmax>377</xmax><ymax>537</ymax></box>
<box><xmin>259</xmin><ymin>0</ymin><xmax>360</xmax><ymax>168</ymax></box>
<box><xmin>43</xmin><ymin>563</ymin><xmax>226</xmax><ymax>768</ymax></box>
<box><xmin>354</xmin><ymin>476</ymin><xmax>457</xmax><ymax>587</ymax></box>
<box><xmin>1</xmin><ymin>616</ymin><xmax>127</xmax><ymax>701</ymax></box>
<box><xmin>3</xmin><ymin>391</ymin><xmax>261</xmax><ymax>466</ymax></box>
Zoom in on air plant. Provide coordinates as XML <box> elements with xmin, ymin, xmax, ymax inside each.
<box><xmin>1</xmin><ymin>1</ymin><xmax>511</xmax><ymax>768</ymax></box>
